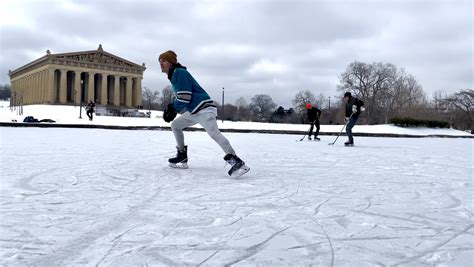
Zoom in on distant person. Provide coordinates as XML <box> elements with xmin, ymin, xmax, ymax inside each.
<box><xmin>86</xmin><ymin>100</ymin><xmax>95</xmax><ymax>121</ymax></box>
<box><xmin>306</xmin><ymin>103</ymin><xmax>321</xmax><ymax>141</ymax></box>
<box><xmin>343</xmin><ymin>92</ymin><xmax>364</xmax><ymax>146</ymax></box>
<box><xmin>159</xmin><ymin>50</ymin><xmax>249</xmax><ymax>177</ymax></box>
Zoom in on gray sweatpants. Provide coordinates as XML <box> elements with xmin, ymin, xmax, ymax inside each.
<box><xmin>171</xmin><ymin>111</ymin><xmax>236</xmax><ymax>155</ymax></box>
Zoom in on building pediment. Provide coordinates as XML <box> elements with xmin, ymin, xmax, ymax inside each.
<box><xmin>51</xmin><ymin>50</ymin><xmax>143</xmax><ymax>70</ymax></box>
<box><xmin>10</xmin><ymin>45</ymin><xmax>146</xmax><ymax>78</ymax></box>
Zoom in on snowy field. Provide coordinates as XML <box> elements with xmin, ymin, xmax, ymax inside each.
<box><xmin>0</xmin><ymin>126</ymin><xmax>473</xmax><ymax>266</ymax></box>
<box><xmin>0</xmin><ymin>102</ymin><xmax>472</xmax><ymax>137</ymax></box>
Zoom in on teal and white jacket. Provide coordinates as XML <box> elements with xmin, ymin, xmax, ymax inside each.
<box><xmin>169</xmin><ymin>65</ymin><xmax>216</xmax><ymax>114</ymax></box>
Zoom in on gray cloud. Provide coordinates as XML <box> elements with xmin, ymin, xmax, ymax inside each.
<box><xmin>0</xmin><ymin>0</ymin><xmax>472</xmax><ymax>107</ymax></box>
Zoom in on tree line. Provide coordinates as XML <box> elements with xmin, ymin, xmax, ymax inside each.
<box><xmin>141</xmin><ymin>61</ymin><xmax>472</xmax><ymax>132</ymax></box>
<box><xmin>0</xmin><ymin>84</ymin><xmax>11</xmax><ymax>100</ymax></box>
<box><xmin>1</xmin><ymin>61</ymin><xmax>472</xmax><ymax>132</ymax></box>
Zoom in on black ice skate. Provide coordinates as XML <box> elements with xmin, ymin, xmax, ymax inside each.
<box><xmin>313</xmin><ymin>136</ymin><xmax>321</xmax><ymax>141</ymax></box>
<box><xmin>169</xmin><ymin>146</ymin><xmax>188</xmax><ymax>169</ymax></box>
<box><xmin>344</xmin><ymin>138</ymin><xmax>354</xmax><ymax>146</ymax></box>
<box><xmin>224</xmin><ymin>154</ymin><xmax>250</xmax><ymax>178</ymax></box>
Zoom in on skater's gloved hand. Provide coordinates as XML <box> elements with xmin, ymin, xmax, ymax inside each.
<box><xmin>352</xmin><ymin>105</ymin><xmax>358</xmax><ymax>113</ymax></box>
<box><xmin>163</xmin><ymin>103</ymin><xmax>177</xmax><ymax>123</ymax></box>
<box><xmin>344</xmin><ymin>117</ymin><xmax>350</xmax><ymax>123</ymax></box>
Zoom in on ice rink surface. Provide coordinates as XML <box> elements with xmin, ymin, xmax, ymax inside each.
<box><xmin>1</xmin><ymin>127</ymin><xmax>473</xmax><ymax>266</ymax></box>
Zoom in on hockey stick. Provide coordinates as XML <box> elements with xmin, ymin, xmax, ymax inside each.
<box><xmin>328</xmin><ymin>114</ymin><xmax>353</xmax><ymax>145</ymax></box>
<box><xmin>328</xmin><ymin>124</ymin><xmax>346</xmax><ymax>145</ymax></box>
<box><xmin>297</xmin><ymin>121</ymin><xmax>316</xmax><ymax>142</ymax></box>
<box><xmin>297</xmin><ymin>134</ymin><xmax>307</xmax><ymax>142</ymax></box>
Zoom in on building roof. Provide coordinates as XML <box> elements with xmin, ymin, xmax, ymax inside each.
<box><xmin>9</xmin><ymin>44</ymin><xmax>146</xmax><ymax>78</ymax></box>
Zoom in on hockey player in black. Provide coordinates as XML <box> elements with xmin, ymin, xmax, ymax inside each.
<box><xmin>86</xmin><ymin>100</ymin><xmax>95</xmax><ymax>121</ymax></box>
<box><xmin>306</xmin><ymin>103</ymin><xmax>322</xmax><ymax>141</ymax></box>
<box><xmin>343</xmin><ymin>92</ymin><xmax>364</xmax><ymax>146</ymax></box>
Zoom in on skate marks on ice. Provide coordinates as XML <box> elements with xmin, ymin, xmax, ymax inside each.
<box><xmin>2</xmin><ymin>164</ymin><xmax>171</xmax><ymax>265</ymax></box>
<box><xmin>1</xmin><ymin>129</ymin><xmax>473</xmax><ymax>265</ymax></box>
<box><xmin>260</xmin><ymin>135</ymin><xmax>474</xmax><ymax>265</ymax></box>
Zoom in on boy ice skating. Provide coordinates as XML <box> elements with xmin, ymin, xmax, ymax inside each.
<box><xmin>159</xmin><ymin>50</ymin><xmax>249</xmax><ymax>177</ymax></box>
<box><xmin>86</xmin><ymin>100</ymin><xmax>95</xmax><ymax>121</ymax></box>
<box><xmin>343</xmin><ymin>92</ymin><xmax>364</xmax><ymax>146</ymax></box>
<box><xmin>306</xmin><ymin>103</ymin><xmax>321</xmax><ymax>141</ymax></box>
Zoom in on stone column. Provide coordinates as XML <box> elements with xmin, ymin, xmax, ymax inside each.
<box><xmin>28</xmin><ymin>75</ymin><xmax>32</xmax><ymax>104</ymax></box>
<box><xmin>38</xmin><ymin>72</ymin><xmax>41</xmax><ymax>103</ymax></box>
<box><xmin>74</xmin><ymin>71</ymin><xmax>82</xmax><ymax>104</ymax></box>
<box><xmin>26</xmin><ymin>75</ymin><xmax>31</xmax><ymax>104</ymax></box>
<box><xmin>24</xmin><ymin>76</ymin><xmax>28</xmax><ymax>104</ymax></box>
<box><xmin>34</xmin><ymin>73</ymin><xmax>38</xmax><ymax>103</ymax></box>
<box><xmin>114</xmin><ymin>75</ymin><xmax>120</xmax><ymax>106</ymax></box>
<box><xmin>32</xmin><ymin>73</ymin><xmax>35</xmax><ymax>103</ymax></box>
<box><xmin>18</xmin><ymin>79</ymin><xmax>22</xmax><ymax>105</ymax></box>
<box><xmin>29</xmin><ymin>75</ymin><xmax>33</xmax><ymax>104</ymax></box>
<box><xmin>47</xmin><ymin>69</ymin><xmax>55</xmax><ymax>103</ymax></box>
<box><xmin>100</xmin><ymin>74</ymin><xmax>108</xmax><ymax>105</ymax></box>
<box><xmin>34</xmin><ymin>74</ymin><xmax>37</xmax><ymax>104</ymax></box>
<box><xmin>43</xmin><ymin>71</ymin><xmax>48</xmax><ymax>103</ymax></box>
<box><xmin>20</xmin><ymin>78</ymin><xmax>23</xmax><ymax>103</ymax></box>
<box><xmin>35</xmin><ymin>73</ymin><xmax>39</xmax><ymax>103</ymax></box>
<box><xmin>133</xmin><ymin>77</ymin><xmax>142</xmax><ymax>108</ymax></box>
<box><xmin>43</xmin><ymin>70</ymin><xmax>48</xmax><ymax>103</ymax></box>
<box><xmin>125</xmin><ymin>77</ymin><xmax>132</xmax><ymax>107</ymax></box>
<box><xmin>87</xmin><ymin>72</ymin><xmax>95</xmax><ymax>102</ymax></box>
<box><xmin>39</xmin><ymin>71</ymin><xmax>44</xmax><ymax>103</ymax></box>
<box><xmin>59</xmin><ymin>69</ymin><xmax>67</xmax><ymax>104</ymax></box>
<box><xmin>40</xmin><ymin>72</ymin><xmax>44</xmax><ymax>103</ymax></box>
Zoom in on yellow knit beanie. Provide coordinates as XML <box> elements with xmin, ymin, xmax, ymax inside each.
<box><xmin>159</xmin><ymin>50</ymin><xmax>177</xmax><ymax>64</ymax></box>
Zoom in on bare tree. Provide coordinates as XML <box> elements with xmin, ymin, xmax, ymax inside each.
<box><xmin>292</xmin><ymin>90</ymin><xmax>316</xmax><ymax>113</ymax></box>
<box><xmin>249</xmin><ymin>94</ymin><xmax>277</xmax><ymax>121</ymax></box>
<box><xmin>142</xmin><ymin>87</ymin><xmax>160</xmax><ymax>112</ymax></box>
<box><xmin>235</xmin><ymin>97</ymin><xmax>251</xmax><ymax>121</ymax></box>
<box><xmin>380</xmin><ymin>70</ymin><xmax>425</xmax><ymax>122</ymax></box>
<box><xmin>442</xmin><ymin>89</ymin><xmax>474</xmax><ymax>132</ymax></box>
<box><xmin>0</xmin><ymin>84</ymin><xmax>11</xmax><ymax>100</ymax></box>
<box><xmin>432</xmin><ymin>90</ymin><xmax>447</xmax><ymax>111</ymax></box>
<box><xmin>315</xmin><ymin>93</ymin><xmax>327</xmax><ymax>109</ymax></box>
<box><xmin>159</xmin><ymin>85</ymin><xmax>174</xmax><ymax>110</ymax></box>
<box><xmin>235</xmin><ymin>97</ymin><xmax>248</xmax><ymax>108</ymax></box>
<box><xmin>338</xmin><ymin>61</ymin><xmax>425</xmax><ymax>124</ymax></box>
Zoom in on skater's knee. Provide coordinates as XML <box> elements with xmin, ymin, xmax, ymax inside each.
<box><xmin>170</xmin><ymin>120</ymin><xmax>183</xmax><ymax>131</ymax></box>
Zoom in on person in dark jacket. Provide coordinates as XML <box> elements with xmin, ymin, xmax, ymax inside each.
<box><xmin>159</xmin><ymin>50</ymin><xmax>249</xmax><ymax>177</ymax></box>
<box><xmin>306</xmin><ymin>103</ymin><xmax>322</xmax><ymax>140</ymax></box>
<box><xmin>86</xmin><ymin>100</ymin><xmax>95</xmax><ymax>121</ymax></box>
<box><xmin>343</xmin><ymin>92</ymin><xmax>364</xmax><ymax>146</ymax></box>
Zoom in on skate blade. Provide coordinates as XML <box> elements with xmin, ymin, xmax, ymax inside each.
<box><xmin>230</xmin><ymin>165</ymin><xmax>250</xmax><ymax>178</ymax></box>
<box><xmin>169</xmin><ymin>162</ymin><xmax>188</xmax><ymax>169</ymax></box>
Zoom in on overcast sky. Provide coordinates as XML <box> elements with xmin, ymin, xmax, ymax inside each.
<box><xmin>0</xmin><ymin>0</ymin><xmax>472</xmax><ymax>107</ymax></box>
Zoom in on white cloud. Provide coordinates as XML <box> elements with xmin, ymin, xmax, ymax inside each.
<box><xmin>0</xmin><ymin>0</ymin><xmax>472</xmax><ymax>107</ymax></box>
<box><xmin>248</xmin><ymin>59</ymin><xmax>288</xmax><ymax>75</ymax></box>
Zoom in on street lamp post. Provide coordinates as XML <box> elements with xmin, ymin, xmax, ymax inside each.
<box><xmin>328</xmin><ymin>96</ymin><xmax>331</xmax><ymax>125</ymax></box>
<box><xmin>78</xmin><ymin>80</ymin><xmax>83</xmax><ymax>119</ymax></box>
<box><xmin>19</xmin><ymin>94</ymin><xmax>23</xmax><ymax>115</ymax></box>
<box><xmin>12</xmin><ymin>92</ymin><xmax>16</xmax><ymax>112</ymax></box>
<box><xmin>74</xmin><ymin>90</ymin><xmax>77</xmax><ymax>107</ymax></box>
<box><xmin>221</xmin><ymin>87</ymin><xmax>224</xmax><ymax>123</ymax></box>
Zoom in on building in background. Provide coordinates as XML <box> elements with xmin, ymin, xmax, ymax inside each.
<box><xmin>9</xmin><ymin>44</ymin><xmax>146</xmax><ymax>110</ymax></box>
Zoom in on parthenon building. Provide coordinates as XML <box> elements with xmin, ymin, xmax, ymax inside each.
<box><xmin>9</xmin><ymin>45</ymin><xmax>146</xmax><ymax>108</ymax></box>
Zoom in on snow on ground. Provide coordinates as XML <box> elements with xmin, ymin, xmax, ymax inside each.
<box><xmin>0</xmin><ymin>102</ymin><xmax>471</xmax><ymax>137</ymax></box>
<box><xmin>0</xmin><ymin>126</ymin><xmax>473</xmax><ymax>266</ymax></box>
